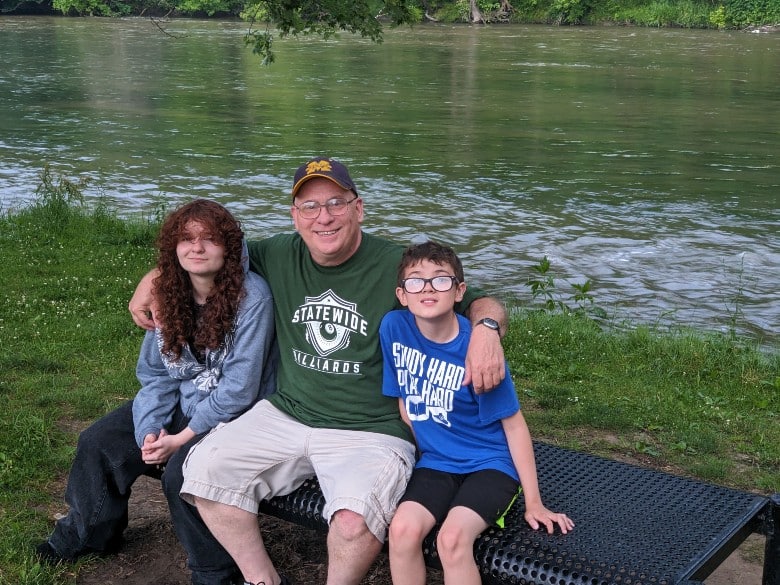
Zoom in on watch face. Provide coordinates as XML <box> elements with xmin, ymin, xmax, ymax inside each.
<box><xmin>480</xmin><ymin>318</ymin><xmax>499</xmax><ymax>330</ymax></box>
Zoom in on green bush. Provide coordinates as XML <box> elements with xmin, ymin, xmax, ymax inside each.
<box><xmin>52</xmin><ymin>0</ymin><xmax>131</xmax><ymax>15</ymax></box>
<box><xmin>723</xmin><ymin>0</ymin><xmax>780</xmax><ymax>26</ymax></box>
<box><xmin>709</xmin><ymin>4</ymin><xmax>727</xmax><ymax>26</ymax></box>
<box><xmin>612</xmin><ymin>0</ymin><xmax>712</xmax><ymax>26</ymax></box>
<box><xmin>178</xmin><ymin>0</ymin><xmax>243</xmax><ymax>15</ymax></box>
<box><xmin>549</xmin><ymin>0</ymin><xmax>591</xmax><ymax>23</ymax></box>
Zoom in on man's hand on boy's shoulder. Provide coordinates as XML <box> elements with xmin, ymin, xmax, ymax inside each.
<box><xmin>463</xmin><ymin>323</ymin><xmax>506</xmax><ymax>393</ymax></box>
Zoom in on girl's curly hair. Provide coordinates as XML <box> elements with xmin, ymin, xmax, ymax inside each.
<box><xmin>153</xmin><ymin>199</ymin><xmax>246</xmax><ymax>360</ymax></box>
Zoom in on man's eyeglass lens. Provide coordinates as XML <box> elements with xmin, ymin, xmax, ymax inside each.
<box><xmin>296</xmin><ymin>197</ymin><xmax>356</xmax><ymax>219</ymax></box>
<box><xmin>402</xmin><ymin>276</ymin><xmax>458</xmax><ymax>294</ymax></box>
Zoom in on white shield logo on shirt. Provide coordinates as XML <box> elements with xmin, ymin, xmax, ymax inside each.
<box><xmin>299</xmin><ymin>290</ymin><xmax>360</xmax><ymax>357</ymax></box>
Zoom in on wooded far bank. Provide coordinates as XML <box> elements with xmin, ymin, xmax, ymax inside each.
<box><xmin>3</xmin><ymin>0</ymin><xmax>779</xmax><ymax>66</ymax></box>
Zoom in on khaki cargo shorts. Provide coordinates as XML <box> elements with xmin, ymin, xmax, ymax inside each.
<box><xmin>181</xmin><ymin>400</ymin><xmax>415</xmax><ymax>541</ymax></box>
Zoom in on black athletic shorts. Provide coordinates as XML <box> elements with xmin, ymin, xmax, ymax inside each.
<box><xmin>400</xmin><ymin>467</ymin><xmax>521</xmax><ymax>526</ymax></box>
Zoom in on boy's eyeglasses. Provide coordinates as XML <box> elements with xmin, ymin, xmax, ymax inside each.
<box><xmin>401</xmin><ymin>276</ymin><xmax>459</xmax><ymax>294</ymax></box>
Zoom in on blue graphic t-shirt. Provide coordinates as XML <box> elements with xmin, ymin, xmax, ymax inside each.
<box><xmin>379</xmin><ymin>310</ymin><xmax>520</xmax><ymax>480</ymax></box>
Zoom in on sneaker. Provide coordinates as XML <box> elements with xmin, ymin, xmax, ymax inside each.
<box><xmin>35</xmin><ymin>541</ymin><xmax>64</xmax><ymax>564</ymax></box>
<box><xmin>35</xmin><ymin>537</ymin><xmax>123</xmax><ymax>565</ymax></box>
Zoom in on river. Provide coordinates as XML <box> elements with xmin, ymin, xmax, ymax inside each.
<box><xmin>1</xmin><ymin>17</ymin><xmax>778</xmax><ymax>343</ymax></box>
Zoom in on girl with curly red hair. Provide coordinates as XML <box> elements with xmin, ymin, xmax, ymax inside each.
<box><xmin>37</xmin><ymin>200</ymin><xmax>277</xmax><ymax>585</ymax></box>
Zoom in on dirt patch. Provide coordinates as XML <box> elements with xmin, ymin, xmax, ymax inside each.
<box><xmin>73</xmin><ymin>476</ymin><xmax>425</xmax><ymax>585</ymax></box>
<box><xmin>73</xmin><ymin>476</ymin><xmax>764</xmax><ymax>585</ymax></box>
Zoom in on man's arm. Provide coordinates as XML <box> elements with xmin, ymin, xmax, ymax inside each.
<box><xmin>129</xmin><ymin>268</ymin><xmax>160</xmax><ymax>330</ymax></box>
<box><xmin>464</xmin><ymin>296</ymin><xmax>508</xmax><ymax>393</ymax></box>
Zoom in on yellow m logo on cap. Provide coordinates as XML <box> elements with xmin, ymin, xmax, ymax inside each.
<box><xmin>306</xmin><ymin>160</ymin><xmax>332</xmax><ymax>175</ymax></box>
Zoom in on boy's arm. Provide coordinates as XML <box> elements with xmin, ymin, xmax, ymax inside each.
<box><xmin>397</xmin><ymin>397</ymin><xmax>418</xmax><ymax>440</ymax></box>
<box><xmin>464</xmin><ymin>296</ymin><xmax>508</xmax><ymax>393</ymax></box>
<box><xmin>502</xmin><ymin>411</ymin><xmax>575</xmax><ymax>535</ymax></box>
<box><xmin>398</xmin><ymin>397</ymin><xmax>412</xmax><ymax>429</ymax></box>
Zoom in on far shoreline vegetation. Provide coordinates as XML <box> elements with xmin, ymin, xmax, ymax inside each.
<box><xmin>0</xmin><ymin>169</ymin><xmax>778</xmax><ymax>583</ymax></box>
<box><xmin>2</xmin><ymin>0</ymin><xmax>779</xmax><ymax>64</ymax></box>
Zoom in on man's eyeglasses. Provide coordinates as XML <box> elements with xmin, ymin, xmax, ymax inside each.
<box><xmin>401</xmin><ymin>276</ymin><xmax>459</xmax><ymax>294</ymax></box>
<box><xmin>294</xmin><ymin>196</ymin><xmax>357</xmax><ymax>220</ymax></box>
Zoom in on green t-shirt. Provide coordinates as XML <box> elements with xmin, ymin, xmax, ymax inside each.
<box><xmin>247</xmin><ymin>231</ymin><xmax>484</xmax><ymax>442</ymax></box>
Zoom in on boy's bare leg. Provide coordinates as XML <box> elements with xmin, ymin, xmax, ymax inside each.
<box><xmin>388</xmin><ymin>501</ymin><xmax>435</xmax><ymax>585</ymax></box>
<box><xmin>437</xmin><ymin>506</ymin><xmax>488</xmax><ymax>585</ymax></box>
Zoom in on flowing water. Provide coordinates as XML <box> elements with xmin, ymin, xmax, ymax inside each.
<box><xmin>1</xmin><ymin>17</ymin><xmax>778</xmax><ymax>342</ymax></box>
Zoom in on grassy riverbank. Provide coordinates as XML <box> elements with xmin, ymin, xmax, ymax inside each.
<box><xmin>1</xmin><ymin>181</ymin><xmax>778</xmax><ymax>584</ymax></box>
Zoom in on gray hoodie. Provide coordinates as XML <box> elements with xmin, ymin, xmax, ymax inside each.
<box><xmin>132</xmin><ymin>271</ymin><xmax>278</xmax><ymax>447</ymax></box>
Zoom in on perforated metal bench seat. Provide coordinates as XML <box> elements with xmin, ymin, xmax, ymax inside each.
<box><xmin>258</xmin><ymin>441</ymin><xmax>779</xmax><ymax>585</ymax></box>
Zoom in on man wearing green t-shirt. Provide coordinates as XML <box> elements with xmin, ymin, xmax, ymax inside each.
<box><xmin>129</xmin><ymin>157</ymin><xmax>507</xmax><ymax>585</ymax></box>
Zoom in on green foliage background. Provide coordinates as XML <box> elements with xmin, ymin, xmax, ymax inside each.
<box><xmin>2</xmin><ymin>0</ymin><xmax>777</xmax><ymax>65</ymax></box>
<box><xmin>2</xmin><ymin>0</ymin><xmax>778</xmax><ymax>33</ymax></box>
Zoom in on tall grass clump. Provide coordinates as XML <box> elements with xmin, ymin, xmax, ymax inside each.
<box><xmin>0</xmin><ymin>168</ymin><xmax>159</xmax><ymax>584</ymax></box>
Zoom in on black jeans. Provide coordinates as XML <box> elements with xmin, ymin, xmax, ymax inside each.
<box><xmin>46</xmin><ymin>400</ymin><xmax>240</xmax><ymax>585</ymax></box>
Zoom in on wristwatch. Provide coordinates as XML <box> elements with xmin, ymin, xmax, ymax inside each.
<box><xmin>475</xmin><ymin>317</ymin><xmax>501</xmax><ymax>335</ymax></box>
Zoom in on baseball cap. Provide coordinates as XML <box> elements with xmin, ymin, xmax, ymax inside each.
<box><xmin>292</xmin><ymin>157</ymin><xmax>357</xmax><ymax>199</ymax></box>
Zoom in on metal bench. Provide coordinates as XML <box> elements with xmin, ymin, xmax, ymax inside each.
<box><xmin>258</xmin><ymin>441</ymin><xmax>779</xmax><ymax>585</ymax></box>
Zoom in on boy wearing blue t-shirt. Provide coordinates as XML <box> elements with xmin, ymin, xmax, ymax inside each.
<box><xmin>379</xmin><ymin>241</ymin><xmax>574</xmax><ymax>585</ymax></box>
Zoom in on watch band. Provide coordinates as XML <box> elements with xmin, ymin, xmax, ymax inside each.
<box><xmin>475</xmin><ymin>317</ymin><xmax>501</xmax><ymax>335</ymax></box>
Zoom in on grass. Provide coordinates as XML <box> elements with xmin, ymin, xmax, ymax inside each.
<box><xmin>1</xmin><ymin>179</ymin><xmax>778</xmax><ymax>584</ymax></box>
<box><xmin>504</xmin><ymin>311</ymin><xmax>780</xmax><ymax>491</ymax></box>
<box><xmin>1</xmin><ymin>175</ymin><xmax>157</xmax><ymax>585</ymax></box>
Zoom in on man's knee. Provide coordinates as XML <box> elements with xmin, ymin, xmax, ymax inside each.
<box><xmin>329</xmin><ymin>509</ymin><xmax>375</xmax><ymax>543</ymax></box>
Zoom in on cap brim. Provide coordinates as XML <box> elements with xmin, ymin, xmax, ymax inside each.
<box><xmin>292</xmin><ymin>174</ymin><xmax>354</xmax><ymax>198</ymax></box>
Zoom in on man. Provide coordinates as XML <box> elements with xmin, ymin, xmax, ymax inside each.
<box><xmin>130</xmin><ymin>157</ymin><xmax>508</xmax><ymax>585</ymax></box>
